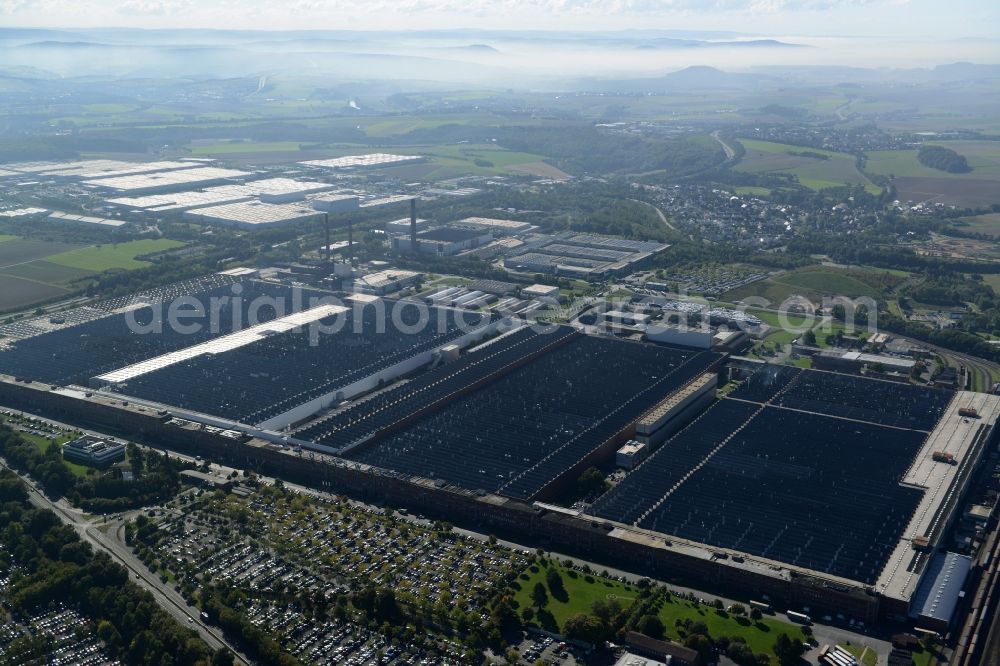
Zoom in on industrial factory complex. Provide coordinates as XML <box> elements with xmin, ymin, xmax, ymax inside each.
<box><xmin>0</xmin><ymin>268</ymin><xmax>995</xmax><ymax>638</ymax></box>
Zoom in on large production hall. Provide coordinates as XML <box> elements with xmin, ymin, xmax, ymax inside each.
<box><xmin>0</xmin><ymin>271</ymin><xmax>995</xmax><ymax>628</ymax></box>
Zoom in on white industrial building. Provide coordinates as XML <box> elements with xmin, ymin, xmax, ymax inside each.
<box><xmin>453</xmin><ymin>217</ymin><xmax>533</xmax><ymax>235</ymax></box>
<box><xmin>46</xmin><ymin>211</ymin><xmax>128</xmax><ymax>228</ymax></box>
<box><xmin>300</xmin><ymin>153</ymin><xmax>423</xmax><ymax>170</ymax></box>
<box><xmin>616</xmin><ymin>441</ymin><xmax>649</xmax><ymax>469</ymax></box>
<box><xmin>183</xmin><ymin>200</ymin><xmax>324</xmax><ymax>228</ymax></box>
<box><xmin>106</xmin><ymin>177</ymin><xmax>336</xmax><ymax>213</ymax></box>
<box><xmin>352</xmin><ymin>269</ymin><xmax>423</xmax><ymax>295</ymax></box>
<box><xmin>521</xmin><ymin>284</ymin><xmax>561</xmax><ymax>300</ymax></box>
<box><xmin>0</xmin><ymin>159</ymin><xmax>199</xmax><ymax>179</ymax></box>
<box><xmin>386</xmin><ymin>217</ymin><xmax>432</xmax><ymax>234</ymax></box>
<box><xmin>634</xmin><ymin>372</ymin><xmax>718</xmax><ymax>446</ymax></box>
<box><xmin>85</xmin><ymin>166</ymin><xmax>254</xmax><ymax>195</ymax></box>
<box><xmin>310</xmin><ymin>193</ymin><xmax>360</xmax><ymax>213</ymax></box>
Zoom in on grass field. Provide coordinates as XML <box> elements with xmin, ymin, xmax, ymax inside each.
<box><xmin>0</xmin><ymin>238</ymin><xmax>90</xmax><ymax>312</ymax></box>
<box><xmin>46</xmin><ymin>239</ymin><xmax>185</xmax><ymax>272</ymax></box>
<box><xmin>842</xmin><ymin>642</ymin><xmax>879</xmax><ymax>666</ymax></box>
<box><xmin>725</xmin><ymin>266</ymin><xmax>901</xmax><ymax>306</ymax></box>
<box><xmin>189</xmin><ymin>140</ymin><xmax>303</xmax><ymax>155</ymax></box>
<box><xmin>865</xmin><ymin>141</ymin><xmax>1000</xmax><ymax>207</ymax></box>
<box><xmin>656</xmin><ymin>596</ymin><xmax>802</xmax><ymax>659</ymax></box>
<box><xmin>0</xmin><ymin>237</ymin><xmax>185</xmax><ymax>312</ymax></box>
<box><xmin>512</xmin><ymin>562</ymin><xmax>638</xmax><ymax>631</ymax></box>
<box><xmin>376</xmin><ymin>143</ymin><xmax>559</xmax><ymax>181</ymax></box>
<box><xmin>982</xmin><ymin>274</ymin><xmax>1000</xmax><ymax>292</ymax></box>
<box><xmin>512</xmin><ymin>561</ymin><xmax>801</xmax><ymax>661</ymax></box>
<box><xmin>735</xmin><ymin>139</ymin><xmax>881</xmax><ymax>194</ymax></box>
<box><xmin>732</xmin><ymin>186</ymin><xmax>774</xmax><ymax>196</ymax></box>
<box><xmin>951</xmin><ymin>213</ymin><xmax>1000</xmax><ymax>237</ymax></box>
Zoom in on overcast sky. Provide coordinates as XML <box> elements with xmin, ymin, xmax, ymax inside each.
<box><xmin>0</xmin><ymin>0</ymin><xmax>997</xmax><ymax>38</ymax></box>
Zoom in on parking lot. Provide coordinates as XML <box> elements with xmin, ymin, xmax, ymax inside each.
<box><xmin>0</xmin><ymin>605</ymin><xmax>120</xmax><ymax>666</ymax></box>
<box><xmin>133</xmin><ymin>484</ymin><xmax>530</xmax><ymax>663</ymax></box>
<box><xmin>508</xmin><ymin>632</ymin><xmax>585</xmax><ymax>665</ymax></box>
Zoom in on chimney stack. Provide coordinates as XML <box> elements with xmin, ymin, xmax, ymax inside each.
<box><xmin>324</xmin><ymin>213</ymin><xmax>331</xmax><ymax>264</ymax></box>
<box><xmin>410</xmin><ymin>198</ymin><xmax>418</xmax><ymax>252</ymax></box>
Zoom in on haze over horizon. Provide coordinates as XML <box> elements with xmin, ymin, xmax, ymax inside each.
<box><xmin>0</xmin><ymin>0</ymin><xmax>996</xmax><ymax>38</ymax></box>
<box><xmin>0</xmin><ymin>0</ymin><xmax>997</xmax><ymax>78</ymax></box>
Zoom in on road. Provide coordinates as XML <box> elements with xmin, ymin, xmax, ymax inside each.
<box><xmin>0</xmin><ymin>454</ymin><xmax>249</xmax><ymax>664</ymax></box>
<box><xmin>711</xmin><ymin>130</ymin><xmax>738</xmax><ymax>163</ymax></box>
<box><xmin>629</xmin><ymin>198</ymin><xmax>678</xmax><ymax>232</ymax></box>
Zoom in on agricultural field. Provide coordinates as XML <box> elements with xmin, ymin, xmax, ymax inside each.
<box><xmin>0</xmin><ymin>237</ymin><xmax>184</xmax><ymax>312</ymax></box>
<box><xmin>44</xmin><ymin>238</ymin><xmax>185</xmax><ymax>272</ymax></box>
<box><xmin>865</xmin><ymin>140</ymin><xmax>1000</xmax><ymax>207</ymax></box>
<box><xmin>188</xmin><ymin>140</ymin><xmax>304</xmax><ymax>155</ymax></box>
<box><xmin>0</xmin><ymin>237</ymin><xmax>89</xmax><ymax>311</ymax></box>
<box><xmin>952</xmin><ymin>213</ymin><xmax>1000</xmax><ymax>237</ymax></box>
<box><xmin>981</xmin><ymin>273</ymin><xmax>1000</xmax><ymax>293</ymax></box>
<box><xmin>734</xmin><ymin>139</ymin><xmax>880</xmax><ymax>194</ymax></box>
<box><xmin>377</xmin><ymin>143</ymin><xmax>563</xmax><ymax>181</ymax></box>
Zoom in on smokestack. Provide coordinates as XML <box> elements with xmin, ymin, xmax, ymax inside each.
<box><xmin>410</xmin><ymin>197</ymin><xmax>418</xmax><ymax>253</ymax></box>
<box><xmin>324</xmin><ymin>213</ymin><xmax>331</xmax><ymax>264</ymax></box>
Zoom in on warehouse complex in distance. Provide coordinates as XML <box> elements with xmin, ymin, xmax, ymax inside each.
<box><xmin>0</xmin><ymin>271</ymin><xmax>994</xmax><ymax>636</ymax></box>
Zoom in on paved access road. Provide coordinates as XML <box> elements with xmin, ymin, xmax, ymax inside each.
<box><xmin>0</xmin><ymin>453</ymin><xmax>249</xmax><ymax>665</ymax></box>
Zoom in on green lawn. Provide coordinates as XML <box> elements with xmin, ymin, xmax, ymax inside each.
<box><xmin>746</xmin><ymin>308</ymin><xmax>813</xmax><ymax>329</ymax></box>
<box><xmin>726</xmin><ymin>266</ymin><xmax>899</xmax><ymax>305</ymax></box>
<box><xmin>909</xmin><ymin>645</ymin><xmax>939</xmax><ymax>666</ymax></box>
<box><xmin>512</xmin><ymin>561</ymin><xmax>802</xmax><ymax>662</ymax></box>
<box><xmin>813</xmin><ymin>321</ymin><xmax>852</xmax><ymax>347</ymax></box>
<box><xmin>866</xmin><ymin>141</ymin><xmax>1000</xmax><ymax>181</ymax></box>
<box><xmin>512</xmin><ymin>562</ymin><xmax>638</xmax><ymax>631</ymax></box>
<box><xmin>732</xmin><ymin>186</ymin><xmax>773</xmax><ymax>196</ymax></box>
<box><xmin>842</xmin><ymin>642</ymin><xmax>879</xmax><ymax>666</ymax></box>
<box><xmin>735</xmin><ymin>139</ymin><xmax>881</xmax><ymax>194</ymax></box>
<box><xmin>656</xmin><ymin>595</ymin><xmax>803</xmax><ymax>659</ymax></box>
<box><xmin>21</xmin><ymin>431</ymin><xmax>91</xmax><ymax>477</ymax></box>
<box><xmin>46</xmin><ymin>239</ymin><xmax>185</xmax><ymax>272</ymax></box>
<box><xmin>774</xmin><ymin>270</ymin><xmax>881</xmax><ymax>299</ymax></box>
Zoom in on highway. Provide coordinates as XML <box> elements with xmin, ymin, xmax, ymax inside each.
<box><xmin>0</xmin><ymin>453</ymin><xmax>249</xmax><ymax>664</ymax></box>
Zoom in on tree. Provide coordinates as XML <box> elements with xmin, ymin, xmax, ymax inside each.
<box><xmin>591</xmin><ymin>598</ymin><xmax>622</xmax><ymax>626</ymax></box>
<box><xmin>545</xmin><ymin>567</ymin><xmax>566</xmax><ymax>600</ymax></box>
<box><xmin>563</xmin><ymin>613</ymin><xmax>604</xmax><ymax>644</ymax></box>
<box><xmin>685</xmin><ymin>634</ymin><xmax>714</xmax><ymax>666</ymax></box>
<box><xmin>750</xmin><ymin>608</ymin><xmax>763</xmax><ymax>621</ymax></box>
<box><xmin>802</xmin><ymin>329</ymin><xmax>816</xmax><ymax>346</ymax></box>
<box><xmin>576</xmin><ymin>467</ymin><xmax>606</xmax><ymax>497</ymax></box>
<box><xmin>127</xmin><ymin>443</ymin><xmax>144</xmax><ymax>478</ymax></box>
<box><xmin>211</xmin><ymin>649</ymin><xmax>235</xmax><ymax>666</ymax></box>
<box><xmin>636</xmin><ymin>614</ymin><xmax>665</xmax><ymax>640</ymax></box>
<box><xmin>531</xmin><ymin>582</ymin><xmax>548</xmax><ymax>608</ymax></box>
<box><xmin>773</xmin><ymin>633</ymin><xmax>805</xmax><ymax>666</ymax></box>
